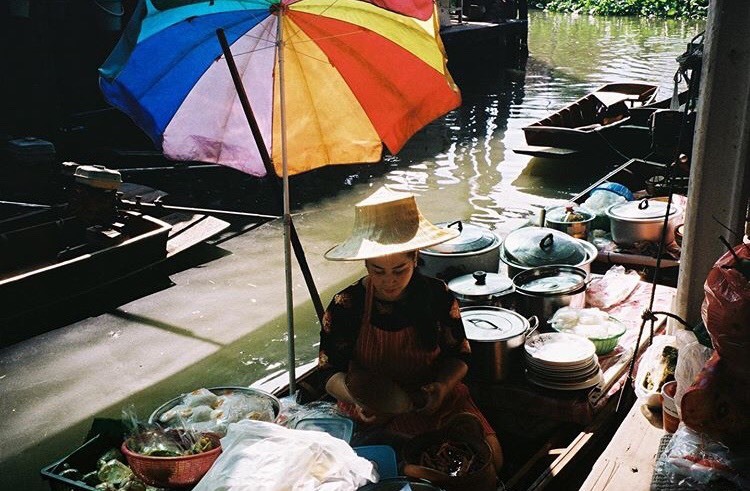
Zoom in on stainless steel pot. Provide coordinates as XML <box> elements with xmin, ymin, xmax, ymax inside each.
<box><xmin>460</xmin><ymin>306</ymin><xmax>539</xmax><ymax>382</ymax></box>
<box><xmin>500</xmin><ymin>227</ymin><xmax>597</xmax><ymax>279</ymax></box>
<box><xmin>544</xmin><ymin>205</ymin><xmax>595</xmax><ymax>239</ymax></box>
<box><xmin>419</xmin><ymin>221</ymin><xmax>501</xmax><ymax>281</ymax></box>
<box><xmin>512</xmin><ymin>265</ymin><xmax>588</xmax><ymax>326</ymax></box>
<box><xmin>448</xmin><ymin>271</ymin><xmax>515</xmax><ymax>308</ymax></box>
<box><xmin>606</xmin><ymin>198</ymin><xmax>682</xmax><ymax>246</ymax></box>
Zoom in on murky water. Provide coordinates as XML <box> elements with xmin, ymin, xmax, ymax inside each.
<box><xmin>179</xmin><ymin>11</ymin><xmax>706</xmax><ymax>388</ymax></box>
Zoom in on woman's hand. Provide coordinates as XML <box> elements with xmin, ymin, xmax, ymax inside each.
<box><xmin>418</xmin><ymin>382</ymin><xmax>449</xmax><ymax>414</ymax></box>
<box><xmin>355</xmin><ymin>404</ymin><xmax>391</xmax><ymax>424</ymax></box>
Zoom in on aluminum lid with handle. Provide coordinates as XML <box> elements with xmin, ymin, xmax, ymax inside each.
<box><xmin>460</xmin><ymin>306</ymin><xmax>538</xmax><ymax>342</ymax></box>
<box><xmin>606</xmin><ymin>198</ymin><xmax>681</xmax><ymax>222</ymax></box>
<box><xmin>448</xmin><ymin>271</ymin><xmax>514</xmax><ymax>304</ymax></box>
<box><xmin>502</xmin><ymin>227</ymin><xmax>586</xmax><ymax>267</ymax></box>
<box><xmin>422</xmin><ymin>221</ymin><xmax>498</xmax><ymax>254</ymax></box>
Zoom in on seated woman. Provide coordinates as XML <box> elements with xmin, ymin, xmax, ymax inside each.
<box><xmin>318</xmin><ymin>187</ymin><xmax>503</xmax><ymax>473</ymax></box>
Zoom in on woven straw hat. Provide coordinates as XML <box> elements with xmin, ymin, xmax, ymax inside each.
<box><xmin>325</xmin><ymin>187</ymin><xmax>459</xmax><ymax>261</ymax></box>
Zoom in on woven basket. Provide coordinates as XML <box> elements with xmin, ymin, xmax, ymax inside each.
<box><xmin>121</xmin><ymin>433</ymin><xmax>221</xmax><ymax>488</ymax></box>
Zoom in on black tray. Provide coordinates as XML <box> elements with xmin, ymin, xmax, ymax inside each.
<box><xmin>40</xmin><ymin>419</ymin><xmax>126</xmax><ymax>491</ymax></box>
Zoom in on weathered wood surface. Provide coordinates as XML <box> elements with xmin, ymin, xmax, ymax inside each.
<box><xmin>580</xmin><ymin>402</ymin><xmax>665</xmax><ymax>490</ymax></box>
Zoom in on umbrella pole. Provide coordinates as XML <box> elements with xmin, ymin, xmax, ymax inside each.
<box><xmin>216</xmin><ymin>28</ymin><xmax>325</xmax><ymax>326</ymax></box>
<box><xmin>277</xmin><ymin>14</ymin><xmax>296</xmax><ymax>396</ymax></box>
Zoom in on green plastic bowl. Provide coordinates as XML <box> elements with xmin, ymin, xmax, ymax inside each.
<box><xmin>551</xmin><ymin>317</ymin><xmax>627</xmax><ymax>355</ymax></box>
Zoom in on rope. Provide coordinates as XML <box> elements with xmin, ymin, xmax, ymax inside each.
<box><xmin>616</xmin><ymin>38</ymin><xmax>703</xmax><ymax>413</ymax></box>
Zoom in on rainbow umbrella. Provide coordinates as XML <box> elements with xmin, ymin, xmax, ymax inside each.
<box><xmin>99</xmin><ymin>0</ymin><xmax>460</xmax><ymax>391</ymax></box>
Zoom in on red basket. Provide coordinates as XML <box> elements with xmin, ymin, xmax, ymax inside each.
<box><xmin>121</xmin><ymin>434</ymin><xmax>222</xmax><ymax>488</ymax></box>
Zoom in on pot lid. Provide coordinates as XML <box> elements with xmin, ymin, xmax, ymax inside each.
<box><xmin>502</xmin><ymin>227</ymin><xmax>586</xmax><ymax>267</ymax></box>
<box><xmin>460</xmin><ymin>306</ymin><xmax>529</xmax><ymax>341</ymax></box>
<box><xmin>607</xmin><ymin>199</ymin><xmax>679</xmax><ymax>221</ymax></box>
<box><xmin>422</xmin><ymin>221</ymin><xmax>498</xmax><ymax>254</ymax></box>
<box><xmin>448</xmin><ymin>271</ymin><xmax>514</xmax><ymax>300</ymax></box>
<box><xmin>513</xmin><ymin>266</ymin><xmax>587</xmax><ymax>295</ymax></box>
<box><xmin>545</xmin><ymin>205</ymin><xmax>594</xmax><ymax>224</ymax></box>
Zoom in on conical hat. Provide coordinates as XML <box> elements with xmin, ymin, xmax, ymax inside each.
<box><xmin>324</xmin><ymin>187</ymin><xmax>459</xmax><ymax>261</ymax></box>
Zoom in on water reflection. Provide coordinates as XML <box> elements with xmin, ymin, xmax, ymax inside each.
<box><xmin>243</xmin><ymin>10</ymin><xmax>705</xmax><ymax>381</ymax></box>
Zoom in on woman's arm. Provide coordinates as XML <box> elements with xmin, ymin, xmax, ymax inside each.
<box><xmin>420</xmin><ymin>357</ymin><xmax>468</xmax><ymax>413</ymax></box>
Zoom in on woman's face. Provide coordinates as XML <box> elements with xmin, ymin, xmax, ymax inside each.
<box><xmin>365</xmin><ymin>252</ymin><xmax>416</xmax><ymax>301</ymax></box>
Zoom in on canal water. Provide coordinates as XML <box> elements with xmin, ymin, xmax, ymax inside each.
<box><xmin>228</xmin><ymin>10</ymin><xmax>705</xmax><ymax>389</ymax></box>
<box><xmin>1</xmin><ymin>11</ymin><xmax>707</xmax><ymax>491</ymax></box>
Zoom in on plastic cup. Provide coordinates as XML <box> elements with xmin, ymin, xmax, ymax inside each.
<box><xmin>661</xmin><ymin>381</ymin><xmax>679</xmax><ymax>433</ymax></box>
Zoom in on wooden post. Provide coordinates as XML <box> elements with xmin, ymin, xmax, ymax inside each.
<box><xmin>674</xmin><ymin>0</ymin><xmax>750</xmax><ymax>325</ymax></box>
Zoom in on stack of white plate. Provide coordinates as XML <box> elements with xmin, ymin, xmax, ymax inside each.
<box><xmin>524</xmin><ymin>332</ymin><xmax>603</xmax><ymax>390</ymax></box>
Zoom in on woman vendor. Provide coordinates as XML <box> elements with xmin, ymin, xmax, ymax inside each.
<box><xmin>318</xmin><ymin>187</ymin><xmax>503</xmax><ymax>473</ymax></box>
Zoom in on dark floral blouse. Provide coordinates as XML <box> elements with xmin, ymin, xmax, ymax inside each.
<box><xmin>318</xmin><ymin>272</ymin><xmax>471</xmax><ymax>386</ymax></box>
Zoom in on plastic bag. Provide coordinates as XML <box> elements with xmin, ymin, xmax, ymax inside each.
<box><xmin>586</xmin><ymin>265</ymin><xmax>641</xmax><ymax>308</ymax></box>
<box><xmin>673</xmin><ymin>329</ymin><xmax>713</xmax><ymax>418</ymax></box>
<box><xmin>701</xmin><ymin>241</ymin><xmax>750</xmax><ymax>376</ymax></box>
<box><xmin>653</xmin><ymin>423</ymin><xmax>749</xmax><ymax>489</ymax></box>
<box><xmin>633</xmin><ymin>335</ymin><xmax>677</xmax><ymax>406</ymax></box>
<box><xmin>193</xmin><ymin>420</ymin><xmax>377</xmax><ymax>491</ymax></box>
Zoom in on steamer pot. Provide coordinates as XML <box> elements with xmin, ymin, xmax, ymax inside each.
<box><xmin>512</xmin><ymin>266</ymin><xmax>588</xmax><ymax>325</ymax></box>
<box><xmin>499</xmin><ymin>227</ymin><xmax>597</xmax><ymax>279</ymax></box>
<box><xmin>460</xmin><ymin>306</ymin><xmax>539</xmax><ymax>382</ymax></box>
<box><xmin>606</xmin><ymin>198</ymin><xmax>682</xmax><ymax>247</ymax></box>
<box><xmin>419</xmin><ymin>221</ymin><xmax>501</xmax><ymax>281</ymax></box>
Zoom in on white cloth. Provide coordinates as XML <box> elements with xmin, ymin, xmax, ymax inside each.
<box><xmin>193</xmin><ymin>420</ymin><xmax>377</xmax><ymax>491</ymax></box>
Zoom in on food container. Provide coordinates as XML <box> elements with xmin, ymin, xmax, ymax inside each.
<box><xmin>419</xmin><ymin>221</ymin><xmax>501</xmax><ymax>281</ymax></box>
<box><xmin>149</xmin><ymin>387</ymin><xmax>280</xmax><ymax>430</ymax></box>
<box><xmin>121</xmin><ymin>432</ymin><xmax>222</xmax><ymax>488</ymax></box>
<box><xmin>544</xmin><ymin>204</ymin><xmax>595</xmax><ymax>239</ymax></box>
<box><xmin>606</xmin><ymin>198</ymin><xmax>682</xmax><ymax>246</ymax></box>
<box><xmin>499</xmin><ymin>227</ymin><xmax>597</xmax><ymax>279</ymax></box>
<box><xmin>358</xmin><ymin>477</ymin><xmax>444</xmax><ymax>490</ymax></box>
<box><xmin>661</xmin><ymin>381</ymin><xmax>679</xmax><ymax>433</ymax></box>
<box><xmin>548</xmin><ymin>308</ymin><xmax>627</xmax><ymax>355</ymax></box>
<box><xmin>512</xmin><ymin>266</ymin><xmax>588</xmax><ymax>325</ymax></box>
<box><xmin>447</xmin><ymin>271</ymin><xmax>514</xmax><ymax>308</ymax></box>
<box><xmin>460</xmin><ymin>306</ymin><xmax>538</xmax><ymax>382</ymax></box>
<box><xmin>293</xmin><ymin>416</ymin><xmax>354</xmax><ymax>443</ymax></box>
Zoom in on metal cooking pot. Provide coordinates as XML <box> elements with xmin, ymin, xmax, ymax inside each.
<box><xmin>512</xmin><ymin>265</ymin><xmax>588</xmax><ymax>326</ymax></box>
<box><xmin>544</xmin><ymin>205</ymin><xmax>595</xmax><ymax>239</ymax></box>
<box><xmin>448</xmin><ymin>271</ymin><xmax>515</xmax><ymax>308</ymax></box>
<box><xmin>460</xmin><ymin>306</ymin><xmax>539</xmax><ymax>382</ymax></box>
<box><xmin>500</xmin><ymin>227</ymin><xmax>597</xmax><ymax>279</ymax></box>
<box><xmin>419</xmin><ymin>221</ymin><xmax>501</xmax><ymax>281</ymax></box>
<box><xmin>606</xmin><ymin>198</ymin><xmax>682</xmax><ymax>246</ymax></box>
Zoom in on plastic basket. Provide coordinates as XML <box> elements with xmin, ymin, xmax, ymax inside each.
<box><xmin>121</xmin><ymin>433</ymin><xmax>221</xmax><ymax>488</ymax></box>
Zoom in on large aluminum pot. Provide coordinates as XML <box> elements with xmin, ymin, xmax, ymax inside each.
<box><xmin>606</xmin><ymin>198</ymin><xmax>682</xmax><ymax>246</ymax></box>
<box><xmin>419</xmin><ymin>221</ymin><xmax>501</xmax><ymax>281</ymax></box>
<box><xmin>460</xmin><ymin>306</ymin><xmax>539</xmax><ymax>382</ymax></box>
<box><xmin>512</xmin><ymin>265</ymin><xmax>587</xmax><ymax>326</ymax></box>
<box><xmin>499</xmin><ymin>227</ymin><xmax>597</xmax><ymax>279</ymax></box>
<box><xmin>448</xmin><ymin>271</ymin><xmax>515</xmax><ymax>309</ymax></box>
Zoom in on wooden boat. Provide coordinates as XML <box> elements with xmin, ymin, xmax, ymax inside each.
<box><xmin>516</xmin><ymin>83</ymin><xmax>660</xmax><ymax>157</ymax></box>
<box><xmin>0</xmin><ymin>210</ymin><xmax>172</xmax><ymax>332</ymax></box>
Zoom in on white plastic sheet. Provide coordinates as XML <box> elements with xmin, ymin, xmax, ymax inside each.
<box><xmin>193</xmin><ymin>420</ymin><xmax>377</xmax><ymax>491</ymax></box>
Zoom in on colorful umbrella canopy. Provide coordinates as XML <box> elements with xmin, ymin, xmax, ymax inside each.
<box><xmin>99</xmin><ymin>0</ymin><xmax>461</xmax><ymax>177</ymax></box>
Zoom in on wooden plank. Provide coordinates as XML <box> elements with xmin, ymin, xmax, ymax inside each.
<box><xmin>579</xmin><ymin>403</ymin><xmax>664</xmax><ymax>490</ymax></box>
<box><xmin>159</xmin><ymin>212</ymin><xmax>230</xmax><ymax>258</ymax></box>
